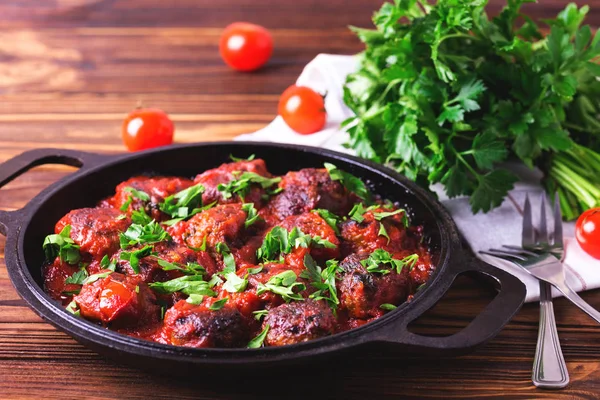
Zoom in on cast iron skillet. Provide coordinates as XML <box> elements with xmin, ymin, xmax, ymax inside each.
<box><xmin>0</xmin><ymin>142</ymin><xmax>526</xmax><ymax>373</ymax></box>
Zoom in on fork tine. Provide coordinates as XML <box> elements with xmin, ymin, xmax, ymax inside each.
<box><xmin>502</xmin><ymin>245</ymin><xmax>538</xmax><ymax>257</ymax></box>
<box><xmin>481</xmin><ymin>249</ymin><xmax>527</xmax><ymax>261</ymax></box>
<box><xmin>522</xmin><ymin>194</ymin><xmax>535</xmax><ymax>247</ymax></box>
<box><xmin>539</xmin><ymin>193</ymin><xmax>548</xmax><ymax>245</ymax></box>
<box><xmin>553</xmin><ymin>192</ymin><xmax>563</xmax><ymax>247</ymax></box>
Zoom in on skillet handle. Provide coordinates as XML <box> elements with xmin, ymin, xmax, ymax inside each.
<box><xmin>0</xmin><ymin>148</ymin><xmax>111</xmax><ymax>234</ymax></box>
<box><xmin>377</xmin><ymin>256</ymin><xmax>526</xmax><ymax>353</ymax></box>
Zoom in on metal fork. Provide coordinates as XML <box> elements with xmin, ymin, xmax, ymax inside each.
<box><xmin>482</xmin><ymin>193</ymin><xmax>569</xmax><ymax>389</ymax></box>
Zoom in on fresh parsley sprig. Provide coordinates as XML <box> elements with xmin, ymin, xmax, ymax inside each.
<box><xmin>299</xmin><ymin>255</ymin><xmax>342</xmax><ymax>310</ymax></box>
<box><xmin>119</xmin><ymin>220</ymin><xmax>171</xmax><ymax>249</ymax></box>
<box><xmin>343</xmin><ymin>1</ymin><xmax>600</xmax><ymax>217</ymax></box>
<box><xmin>148</xmin><ymin>275</ymin><xmax>216</xmax><ymax>297</ymax></box>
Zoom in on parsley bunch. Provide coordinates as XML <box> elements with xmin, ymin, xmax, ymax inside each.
<box><xmin>343</xmin><ymin>1</ymin><xmax>600</xmax><ymax>218</ymax></box>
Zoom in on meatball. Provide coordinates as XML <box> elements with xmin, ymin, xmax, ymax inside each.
<box><xmin>116</xmin><ymin>242</ymin><xmax>218</xmax><ymax>282</ymax></box>
<box><xmin>268</xmin><ymin>168</ymin><xmax>355</xmax><ymax>219</ymax></box>
<box><xmin>107</xmin><ymin>176</ymin><xmax>194</xmax><ymax>221</ymax></box>
<box><xmin>337</xmin><ymin>254</ymin><xmax>410</xmax><ymax>319</ymax></box>
<box><xmin>43</xmin><ymin>259</ymin><xmax>82</xmax><ymax>303</ymax></box>
<box><xmin>161</xmin><ymin>300</ymin><xmax>251</xmax><ymax>348</ymax></box>
<box><xmin>263</xmin><ymin>300</ymin><xmax>336</xmax><ymax>346</ymax></box>
<box><xmin>55</xmin><ymin>207</ymin><xmax>130</xmax><ymax>259</ymax></box>
<box><xmin>340</xmin><ymin>205</ymin><xmax>408</xmax><ymax>256</ymax></box>
<box><xmin>74</xmin><ymin>272</ymin><xmax>159</xmax><ymax>328</ymax></box>
<box><xmin>184</xmin><ymin>203</ymin><xmax>247</xmax><ymax>251</ymax></box>
<box><xmin>194</xmin><ymin>159</ymin><xmax>273</xmax><ymax>206</ymax></box>
<box><xmin>280</xmin><ymin>212</ymin><xmax>340</xmax><ymax>261</ymax></box>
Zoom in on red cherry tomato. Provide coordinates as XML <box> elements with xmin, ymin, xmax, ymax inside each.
<box><xmin>122</xmin><ymin>108</ymin><xmax>174</xmax><ymax>152</ymax></box>
<box><xmin>575</xmin><ymin>207</ymin><xmax>600</xmax><ymax>259</ymax></box>
<box><xmin>278</xmin><ymin>85</ymin><xmax>327</xmax><ymax>135</ymax></box>
<box><xmin>220</xmin><ymin>22</ymin><xmax>273</xmax><ymax>72</ymax></box>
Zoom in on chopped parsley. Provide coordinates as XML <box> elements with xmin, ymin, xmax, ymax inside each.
<box><xmin>253</xmin><ymin>309</ymin><xmax>269</xmax><ymax>321</ymax></box>
<box><xmin>64</xmin><ymin>268</ymin><xmax>88</xmax><ymax>285</ymax></box>
<box><xmin>119</xmin><ymin>220</ymin><xmax>171</xmax><ymax>249</ymax></box>
<box><xmin>208</xmin><ymin>298</ymin><xmax>228</xmax><ymax>311</ymax></box>
<box><xmin>120</xmin><ymin>245</ymin><xmax>154</xmax><ymax>274</ymax></box>
<box><xmin>373</xmin><ymin>208</ymin><xmax>409</xmax><ymax>228</ymax></box>
<box><xmin>312</xmin><ymin>209</ymin><xmax>341</xmax><ymax>235</ymax></box>
<box><xmin>124</xmin><ymin>187</ymin><xmax>151</xmax><ymax>202</ymax></box>
<box><xmin>242</xmin><ymin>202</ymin><xmax>262</xmax><ymax>228</ymax></box>
<box><xmin>217</xmin><ymin>171</ymin><xmax>281</xmax><ymax>200</ymax></box>
<box><xmin>186</xmin><ymin>294</ymin><xmax>204</xmax><ymax>305</ymax></box>
<box><xmin>43</xmin><ymin>225</ymin><xmax>81</xmax><ymax>265</ymax></box>
<box><xmin>348</xmin><ymin>203</ymin><xmax>367</xmax><ymax>223</ymax></box>
<box><xmin>229</xmin><ymin>154</ymin><xmax>256</xmax><ymax>162</ymax></box>
<box><xmin>131</xmin><ymin>207</ymin><xmax>152</xmax><ymax>225</ymax></box>
<box><xmin>65</xmin><ymin>300</ymin><xmax>80</xmax><ymax>316</ymax></box>
<box><xmin>159</xmin><ymin>183</ymin><xmax>206</xmax><ymax>221</ymax></box>
<box><xmin>378</xmin><ymin>223</ymin><xmax>390</xmax><ymax>243</ymax></box>
<box><xmin>256</xmin><ymin>226</ymin><xmax>336</xmax><ymax>263</ymax></box>
<box><xmin>82</xmin><ymin>270</ymin><xmax>113</xmax><ymax>285</ymax></box>
<box><xmin>100</xmin><ymin>255</ymin><xmax>117</xmax><ymax>272</ymax></box>
<box><xmin>149</xmin><ymin>275</ymin><xmax>216</xmax><ymax>297</ymax></box>
<box><xmin>324</xmin><ymin>162</ymin><xmax>370</xmax><ymax>201</ymax></box>
<box><xmin>361</xmin><ymin>249</ymin><xmax>419</xmax><ymax>275</ymax></box>
<box><xmin>215</xmin><ymin>243</ymin><xmax>248</xmax><ymax>293</ymax></box>
<box><xmin>155</xmin><ymin>258</ymin><xmax>206</xmax><ymax>276</ymax></box>
<box><xmin>300</xmin><ymin>255</ymin><xmax>342</xmax><ymax>310</ymax></box>
<box><xmin>256</xmin><ymin>270</ymin><xmax>306</xmax><ymax>302</ymax></box>
<box><xmin>247</xmin><ymin>325</ymin><xmax>270</xmax><ymax>349</ymax></box>
<box><xmin>380</xmin><ymin>303</ymin><xmax>397</xmax><ymax>311</ymax></box>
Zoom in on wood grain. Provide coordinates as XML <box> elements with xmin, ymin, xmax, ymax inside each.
<box><xmin>1</xmin><ymin>1</ymin><xmax>600</xmax><ymax>398</ymax></box>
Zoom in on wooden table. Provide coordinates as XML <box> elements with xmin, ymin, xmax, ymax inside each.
<box><xmin>1</xmin><ymin>1</ymin><xmax>600</xmax><ymax>398</ymax></box>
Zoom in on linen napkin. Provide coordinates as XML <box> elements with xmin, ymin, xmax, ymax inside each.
<box><xmin>235</xmin><ymin>54</ymin><xmax>600</xmax><ymax>303</ymax></box>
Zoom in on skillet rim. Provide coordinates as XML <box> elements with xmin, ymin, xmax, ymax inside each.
<box><xmin>6</xmin><ymin>142</ymin><xmax>463</xmax><ymax>364</ymax></box>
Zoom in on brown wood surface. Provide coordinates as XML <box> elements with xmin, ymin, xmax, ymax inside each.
<box><xmin>1</xmin><ymin>1</ymin><xmax>600</xmax><ymax>398</ymax></box>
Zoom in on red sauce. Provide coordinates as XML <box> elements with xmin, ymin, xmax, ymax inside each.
<box><xmin>42</xmin><ymin>159</ymin><xmax>435</xmax><ymax>348</ymax></box>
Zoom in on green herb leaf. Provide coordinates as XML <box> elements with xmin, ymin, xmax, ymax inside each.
<box><xmin>312</xmin><ymin>209</ymin><xmax>341</xmax><ymax>235</ymax></box>
<box><xmin>100</xmin><ymin>255</ymin><xmax>117</xmax><ymax>272</ymax></box>
<box><xmin>64</xmin><ymin>268</ymin><xmax>89</xmax><ymax>285</ymax></box>
<box><xmin>253</xmin><ymin>309</ymin><xmax>269</xmax><ymax>321</ymax></box>
<box><xmin>348</xmin><ymin>203</ymin><xmax>367</xmax><ymax>223</ymax></box>
<box><xmin>229</xmin><ymin>154</ymin><xmax>256</xmax><ymax>162</ymax></box>
<box><xmin>43</xmin><ymin>225</ymin><xmax>81</xmax><ymax>265</ymax></box>
<box><xmin>186</xmin><ymin>294</ymin><xmax>204</xmax><ymax>305</ymax></box>
<box><xmin>159</xmin><ymin>183</ymin><xmax>205</xmax><ymax>220</ymax></box>
<box><xmin>124</xmin><ymin>187</ymin><xmax>151</xmax><ymax>202</ymax></box>
<box><xmin>208</xmin><ymin>298</ymin><xmax>228</xmax><ymax>311</ymax></box>
<box><xmin>300</xmin><ymin>255</ymin><xmax>341</xmax><ymax>310</ymax></box>
<box><xmin>380</xmin><ymin>303</ymin><xmax>397</xmax><ymax>311</ymax></box>
<box><xmin>247</xmin><ymin>324</ymin><xmax>270</xmax><ymax>348</ymax></box>
<box><xmin>361</xmin><ymin>249</ymin><xmax>419</xmax><ymax>275</ymax></box>
<box><xmin>149</xmin><ymin>275</ymin><xmax>216</xmax><ymax>297</ymax></box>
<box><xmin>217</xmin><ymin>172</ymin><xmax>281</xmax><ymax>200</ymax></box>
<box><xmin>256</xmin><ymin>270</ymin><xmax>306</xmax><ymax>302</ymax></box>
<box><xmin>242</xmin><ymin>202</ymin><xmax>262</xmax><ymax>228</ymax></box>
<box><xmin>324</xmin><ymin>163</ymin><xmax>370</xmax><ymax>201</ymax></box>
<box><xmin>120</xmin><ymin>220</ymin><xmax>171</xmax><ymax>249</ymax></box>
<box><xmin>65</xmin><ymin>300</ymin><xmax>80</xmax><ymax>316</ymax></box>
<box><xmin>222</xmin><ymin>272</ymin><xmax>248</xmax><ymax>293</ymax></box>
<box><xmin>256</xmin><ymin>226</ymin><xmax>335</xmax><ymax>263</ymax></box>
<box><xmin>378</xmin><ymin>223</ymin><xmax>390</xmax><ymax>243</ymax></box>
<box><xmin>120</xmin><ymin>245</ymin><xmax>154</xmax><ymax>274</ymax></box>
<box><xmin>82</xmin><ymin>270</ymin><xmax>113</xmax><ymax>285</ymax></box>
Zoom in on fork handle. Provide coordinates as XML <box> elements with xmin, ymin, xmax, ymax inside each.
<box><xmin>532</xmin><ymin>281</ymin><xmax>569</xmax><ymax>389</ymax></box>
<box><xmin>556</xmin><ymin>283</ymin><xmax>600</xmax><ymax>324</ymax></box>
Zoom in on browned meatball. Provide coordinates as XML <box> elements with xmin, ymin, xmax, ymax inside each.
<box><xmin>263</xmin><ymin>300</ymin><xmax>336</xmax><ymax>346</ymax></box>
<box><xmin>184</xmin><ymin>203</ymin><xmax>247</xmax><ymax>251</ymax></box>
<box><xmin>268</xmin><ymin>168</ymin><xmax>355</xmax><ymax>219</ymax></box>
<box><xmin>280</xmin><ymin>212</ymin><xmax>340</xmax><ymax>261</ymax></box>
<box><xmin>161</xmin><ymin>300</ymin><xmax>252</xmax><ymax>348</ymax></box>
<box><xmin>55</xmin><ymin>207</ymin><xmax>130</xmax><ymax>259</ymax></box>
<box><xmin>107</xmin><ymin>176</ymin><xmax>194</xmax><ymax>220</ymax></box>
<box><xmin>194</xmin><ymin>159</ymin><xmax>273</xmax><ymax>206</ymax></box>
<box><xmin>337</xmin><ymin>254</ymin><xmax>410</xmax><ymax>319</ymax></box>
<box><xmin>74</xmin><ymin>272</ymin><xmax>159</xmax><ymax>328</ymax></box>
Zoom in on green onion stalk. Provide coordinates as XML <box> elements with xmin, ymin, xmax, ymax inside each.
<box><xmin>546</xmin><ymin>143</ymin><xmax>600</xmax><ymax>221</ymax></box>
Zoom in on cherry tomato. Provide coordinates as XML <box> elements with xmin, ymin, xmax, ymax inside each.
<box><xmin>122</xmin><ymin>108</ymin><xmax>174</xmax><ymax>152</ymax></box>
<box><xmin>219</xmin><ymin>22</ymin><xmax>273</xmax><ymax>72</ymax></box>
<box><xmin>278</xmin><ymin>85</ymin><xmax>327</xmax><ymax>135</ymax></box>
<box><xmin>575</xmin><ymin>207</ymin><xmax>600</xmax><ymax>259</ymax></box>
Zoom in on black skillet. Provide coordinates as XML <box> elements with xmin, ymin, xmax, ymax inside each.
<box><xmin>0</xmin><ymin>142</ymin><xmax>525</xmax><ymax>374</ymax></box>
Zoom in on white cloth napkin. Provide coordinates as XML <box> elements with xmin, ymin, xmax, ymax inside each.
<box><xmin>236</xmin><ymin>54</ymin><xmax>600</xmax><ymax>303</ymax></box>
